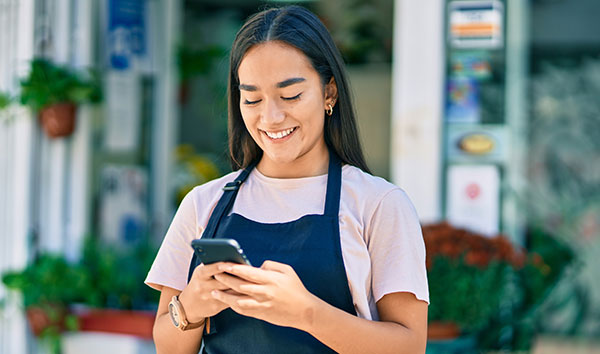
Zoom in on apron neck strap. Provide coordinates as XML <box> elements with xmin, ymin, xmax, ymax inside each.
<box><xmin>203</xmin><ymin>160</ymin><xmax>257</xmax><ymax>240</ymax></box>
<box><xmin>323</xmin><ymin>151</ymin><xmax>342</xmax><ymax>217</ymax></box>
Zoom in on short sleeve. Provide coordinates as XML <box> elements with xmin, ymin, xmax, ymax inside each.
<box><xmin>367</xmin><ymin>189</ymin><xmax>429</xmax><ymax>304</ymax></box>
<box><xmin>145</xmin><ymin>189</ymin><xmax>199</xmax><ymax>291</ymax></box>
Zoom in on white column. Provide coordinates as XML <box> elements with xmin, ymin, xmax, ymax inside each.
<box><xmin>39</xmin><ymin>0</ymin><xmax>74</xmax><ymax>254</ymax></box>
<box><xmin>0</xmin><ymin>106</ymin><xmax>34</xmax><ymax>354</ymax></box>
<box><xmin>65</xmin><ymin>0</ymin><xmax>95</xmax><ymax>262</ymax></box>
<box><xmin>390</xmin><ymin>0</ymin><xmax>445</xmax><ymax>223</ymax></box>
<box><xmin>504</xmin><ymin>0</ymin><xmax>529</xmax><ymax>244</ymax></box>
<box><xmin>150</xmin><ymin>0</ymin><xmax>181</xmax><ymax>241</ymax></box>
<box><xmin>53</xmin><ymin>0</ymin><xmax>71</xmax><ymax>64</ymax></box>
<box><xmin>0</xmin><ymin>0</ymin><xmax>35</xmax><ymax>352</ymax></box>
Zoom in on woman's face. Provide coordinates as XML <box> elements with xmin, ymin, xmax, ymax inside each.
<box><xmin>237</xmin><ymin>41</ymin><xmax>336</xmax><ymax>177</ymax></box>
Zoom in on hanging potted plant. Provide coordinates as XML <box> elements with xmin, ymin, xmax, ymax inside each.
<box><xmin>19</xmin><ymin>59</ymin><xmax>102</xmax><ymax>138</ymax></box>
<box><xmin>0</xmin><ymin>91</ymin><xmax>12</xmax><ymax>123</ymax></box>
<box><xmin>0</xmin><ymin>91</ymin><xmax>11</xmax><ymax>110</ymax></box>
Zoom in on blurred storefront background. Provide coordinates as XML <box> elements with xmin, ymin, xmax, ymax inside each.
<box><xmin>0</xmin><ymin>0</ymin><xmax>598</xmax><ymax>353</ymax></box>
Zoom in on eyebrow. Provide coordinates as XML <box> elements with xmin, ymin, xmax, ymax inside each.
<box><xmin>238</xmin><ymin>77</ymin><xmax>306</xmax><ymax>92</ymax></box>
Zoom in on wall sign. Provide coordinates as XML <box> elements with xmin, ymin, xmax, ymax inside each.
<box><xmin>107</xmin><ymin>0</ymin><xmax>147</xmax><ymax>70</ymax></box>
<box><xmin>446</xmin><ymin>78</ymin><xmax>480</xmax><ymax>123</ymax></box>
<box><xmin>446</xmin><ymin>124</ymin><xmax>506</xmax><ymax>163</ymax></box>
<box><xmin>446</xmin><ymin>164</ymin><xmax>500</xmax><ymax>237</ymax></box>
<box><xmin>449</xmin><ymin>0</ymin><xmax>504</xmax><ymax>49</ymax></box>
<box><xmin>100</xmin><ymin>165</ymin><xmax>148</xmax><ymax>245</ymax></box>
<box><xmin>459</xmin><ymin>133</ymin><xmax>495</xmax><ymax>154</ymax></box>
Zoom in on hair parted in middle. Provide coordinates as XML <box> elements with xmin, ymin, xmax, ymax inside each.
<box><xmin>227</xmin><ymin>5</ymin><xmax>370</xmax><ymax>173</ymax></box>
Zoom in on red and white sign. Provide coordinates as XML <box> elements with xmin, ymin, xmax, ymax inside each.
<box><xmin>446</xmin><ymin>164</ymin><xmax>500</xmax><ymax>236</ymax></box>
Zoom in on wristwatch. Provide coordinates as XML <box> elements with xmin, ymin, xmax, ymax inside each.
<box><xmin>168</xmin><ymin>295</ymin><xmax>205</xmax><ymax>331</ymax></box>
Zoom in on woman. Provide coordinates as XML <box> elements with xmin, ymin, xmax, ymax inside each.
<box><xmin>146</xmin><ymin>5</ymin><xmax>429</xmax><ymax>353</ymax></box>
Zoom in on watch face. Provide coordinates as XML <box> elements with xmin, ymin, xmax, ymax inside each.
<box><xmin>169</xmin><ymin>302</ymin><xmax>181</xmax><ymax>327</ymax></box>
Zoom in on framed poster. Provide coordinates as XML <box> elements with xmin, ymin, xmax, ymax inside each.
<box><xmin>104</xmin><ymin>71</ymin><xmax>141</xmax><ymax>152</ymax></box>
<box><xmin>99</xmin><ymin>164</ymin><xmax>148</xmax><ymax>245</ymax></box>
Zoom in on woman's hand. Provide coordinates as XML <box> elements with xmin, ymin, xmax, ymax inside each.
<box><xmin>178</xmin><ymin>262</ymin><xmax>241</xmax><ymax>323</ymax></box>
<box><xmin>211</xmin><ymin>260</ymin><xmax>321</xmax><ymax>330</ymax></box>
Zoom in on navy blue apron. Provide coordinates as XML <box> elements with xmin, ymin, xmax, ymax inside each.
<box><xmin>187</xmin><ymin>152</ymin><xmax>357</xmax><ymax>354</ymax></box>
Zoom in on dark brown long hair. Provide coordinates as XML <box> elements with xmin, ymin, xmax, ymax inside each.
<box><xmin>227</xmin><ymin>5</ymin><xmax>370</xmax><ymax>173</ymax></box>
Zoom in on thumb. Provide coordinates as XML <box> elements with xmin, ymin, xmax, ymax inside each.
<box><xmin>260</xmin><ymin>260</ymin><xmax>292</xmax><ymax>273</ymax></box>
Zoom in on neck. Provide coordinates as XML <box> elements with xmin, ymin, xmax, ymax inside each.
<box><xmin>256</xmin><ymin>146</ymin><xmax>329</xmax><ymax>178</ymax></box>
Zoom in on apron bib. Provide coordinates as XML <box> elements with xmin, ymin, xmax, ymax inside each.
<box><xmin>187</xmin><ymin>152</ymin><xmax>356</xmax><ymax>354</ymax></box>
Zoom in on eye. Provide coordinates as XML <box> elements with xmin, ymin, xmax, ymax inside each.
<box><xmin>282</xmin><ymin>93</ymin><xmax>302</xmax><ymax>101</ymax></box>
<box><xmin>243</xmin><ymin>99</ymin><xmax>261</xmax><ymax>105</ymax></box>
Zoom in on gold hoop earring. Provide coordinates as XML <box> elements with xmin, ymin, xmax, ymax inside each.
<box><xmin>326</xmin><ymin>103</ymin><xmax>333</xmax><ymax>116</ymax></box>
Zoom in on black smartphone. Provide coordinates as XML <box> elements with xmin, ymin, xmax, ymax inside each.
<box><xmin>191</xmin><ymin>238</ymin><xmax>252</xmax><ymax>266</ymax></box>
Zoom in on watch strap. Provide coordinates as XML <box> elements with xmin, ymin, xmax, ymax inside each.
<box><xmin>172</xmin><ymin>295</ymin><xmax>205</xmax><ymax>331</ymax></box>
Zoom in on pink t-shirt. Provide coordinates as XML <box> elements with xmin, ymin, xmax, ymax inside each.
<box><xmin>145</xmin><ymin>164</ymin><xmax>429</xmax><ymax>320</ymax></box>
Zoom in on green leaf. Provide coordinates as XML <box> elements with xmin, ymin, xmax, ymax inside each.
<box><xmin>19</xmin><ymin>58</ymin><xmax>102</xmax><ymax>112</ymax></box>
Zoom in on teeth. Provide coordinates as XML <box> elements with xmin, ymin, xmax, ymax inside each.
<box><xmin>265</xmin><ymin>127</ymin><xmax>295</xmax><ymax>139</ymax></box>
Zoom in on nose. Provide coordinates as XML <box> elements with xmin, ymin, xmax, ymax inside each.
<box><xmin>261</xmin><ymin>98</ymin><xmax>285</xmax><ymax>125</ymax></box>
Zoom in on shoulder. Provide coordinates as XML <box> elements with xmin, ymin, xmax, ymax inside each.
<box><xmin>178</xmin><ymin>170</ymin><xmax>243</xmax><ymax>222</ymax></box>
<box><xmin>341</xmin><ymin>165</ymin><xmax>412</xmax><ymax>208</ymax></box>
<box><xmin>186</xmin><ymin>170</ymin><xmax>241</xmax><ymax>202</ymax></box>
<box><xmin>340</xmin><ymin>165</ymin><xmax>420</xmax><ymax>244</ymax></box>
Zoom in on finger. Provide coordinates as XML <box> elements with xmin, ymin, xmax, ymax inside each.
<box><xmin>211</xmin><ymin>290</ymin><xmax>268</xmax><ymax>314</ymax></box>
<box><xmin>206</xmin><ymin>278</ymin><xmax>231</xmax><ymax>291</ymax></box>
<box><xmin>193</xmin><ymin>262</ymin><xmax>228</xmax><ymax>279</ymax></box>
<box><xmin>238</xmin><ymin>283</ymin><xmax>272</xmax><ymax>298</ymax></box>
<box><xmin>213</xmin><ymin>273</ymin><xmax>251</xmax><ymax>291</ymax></box>
<box><xmin>211</xmin><ymin>289</ymin><xmax>248</xmax><ymax>307</ymax></box>
<box><xmin>236</xmin><ymin>298</ymin><xmax>270</xmax><ymax>309</ymax></box>
<box><xmin>260</xmin><ymin>260</ymin><xmax>292</xmax><ymax>273</ymax></box>
<box><xmin>220</xmin><ymin>264</ymin><xmax>272</xmax><ymax>283</ymax></box>
<box><xmin>215</xmin><ymin>274</ymin><xmax>271</xmax><ymax>301</ymax></box>
<box><xmin>223</xmin><ymin>289</ymin><xmax>246</xmax><ymax>296</ymax></box>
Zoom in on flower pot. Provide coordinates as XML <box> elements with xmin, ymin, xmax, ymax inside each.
<box><xmin>76</xmin><ymin>309</ymin><xmax>155</xmax><ymax>339</ymax></box>
<box><xmin>428</xmin><ymin>321</ymin><xmax>461</xmax><ymax>340</ymax></box>
<box><xmin>39</xmin><ymin>102</ymin><xmax>76</xmax><ymax>138</ymax></box>
<box><xmin>179</xmin><ymin>80</ymin><xmax>190</xmax><ymax>104</ymax></box>
<box><xmin>26</xmin><ymin>304</ymin><xmax>68</xmax><ymax>337</ymax></box>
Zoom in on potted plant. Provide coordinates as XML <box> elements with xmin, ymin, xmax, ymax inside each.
<box><xmin>19</xmin><ymin>58</ymin><xmax>101</xmax><ymax>138</ymax></box>
<box><xmin>0</xmin><ymin>91</ymin><xmax>11</xmax><ymax>110</ymax></box>
<box><xmin>1</xmin><ymin>237</ymin><xmax>160</xmax><ymax>350</ymax></box>
<box><xmin>422</xmin><ymin>222</ymin><xmax>526</xmax><ymax>340</ymax></box>
<box><xmin>73</xmin><ymin>237</ymin><xmax>159</xmax><ymax>339</ymax></box>
<box><xmin>2</xmin><ymin>254</ymin><xmax>89</xmax><ymax>354</ymax></box>
<box><xmin>476</xmin><ymin>227</ymin><xmax>575</xmax><ymax>351</ymax></box>
<box><xmin>0</xmin><ymin>91</ymin><xmax>12</xmax><ymax>123</ymax></box>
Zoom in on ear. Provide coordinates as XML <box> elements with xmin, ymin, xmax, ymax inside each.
<box><xmin>324</xmin><ymin>76</ymin><xmax>338</xmax><ymax>107</ymax></box>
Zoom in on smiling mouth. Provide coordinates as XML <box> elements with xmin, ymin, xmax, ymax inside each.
<box><xmin>263</xmin><ymin>127</ymin><xmax>297</xmax><ymax>140</ymax></box>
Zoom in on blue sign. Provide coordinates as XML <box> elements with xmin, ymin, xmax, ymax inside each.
<box><xmin>108</xmin><ymin>0</ymin><xmax>146</xmax><ymax>70</ymax></box>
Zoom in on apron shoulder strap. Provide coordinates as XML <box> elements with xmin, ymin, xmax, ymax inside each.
<box><xmin>324</xmin><ymin>151</ymin><xmax>342</xmax><ymax>217</ymax></box>
<box><xmin>187</xmin><ymin>161</ymin><xmax>256</xmax><ymax>282</ymax></box>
